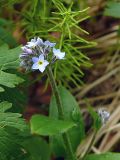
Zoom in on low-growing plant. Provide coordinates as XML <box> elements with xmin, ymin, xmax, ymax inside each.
<box><xmin>0</xmin><ymin>0</ymin><xmax>120</xmax><ymax>160</ymax></box>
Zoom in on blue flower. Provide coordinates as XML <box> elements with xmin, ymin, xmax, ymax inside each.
<box><xmin>44</xmin><ymin>40</ymin><xmax>56</xmax><ymax>47</ymax></box>
<box><xmin>19</xmin><ymin>37</ymin><xmax>65</xmax><ymax>72</ymax></box>
<box><xmin>32</xmin><ymin>55</ymin><xmax>49</xmax><ymax>72</ymax></box>
<box><xmin>53</xmin><ymin>48</ymin><xmax>65</xmax><ymax>59</ymax></box>
<box><xmin>26</xmin><ymin>37</ymin><xmax>43</xmax><ymax>48</ymax></box>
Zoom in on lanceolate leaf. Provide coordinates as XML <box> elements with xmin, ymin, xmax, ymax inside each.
<box><xmin>30</xmin><ymin>114</ymin><xmax>76</xmax><ymax>136</ymax></box>
<box><xmin>85</xmin><ymin>153</ymin><xmax>120</xmax><ymax>160</ymax></box>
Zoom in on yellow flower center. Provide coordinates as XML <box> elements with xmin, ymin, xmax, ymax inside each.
<box><xmin>38</xmin><ymin>61</ymin><xmax>43</xmax><ymax>65</ymax></box>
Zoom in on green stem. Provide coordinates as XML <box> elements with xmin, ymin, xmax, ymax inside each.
<box><xmin>47</xmin><ymin>66</ymin><xmax>64</xmax><ymax>119</ymax></box>
<box><xmin>47</xmin><ymin>66</ymin><xmax>77</xmax><ymax>160</ymax></box>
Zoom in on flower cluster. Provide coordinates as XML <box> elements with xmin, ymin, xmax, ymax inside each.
<box><xmin>19</xmin><ymin>37</ymin><xmax>65</xmax><ymax>72</ymax></box>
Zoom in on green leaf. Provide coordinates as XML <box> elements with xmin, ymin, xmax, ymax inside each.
<box><xmin>0</xmin><ymin>86</ymin><xmax>4</xmax><ymax>92</ymax></box>
<box><xmin>0</xmin><ymin>128</ymin><xmax>15</xmax><ymax>157</ymax></box>
<box><xmin>0</xmin><ymin>71</ymin><xmax>24</xmax><ymax>88</ymax></box>
<box><xmin>22</xmin><ymin>136</ymin><xmax>51</xmax><ymax>160</ymax></box>
<box><xmin>85</xmin><ymin>153</ymin><xmax>120</xmax><ymax>160</ymax></box>
<box><xmin>0</xmin><ymin>27</ymin><xmax>17</xmax><ymax>47</ymax></box>
<box><xmin>0</xmin><ymin>87</ymin><xmax>27</xmax><ymax>112</ymax></box>
<box><xmin>104</xmin><ymin>2</ymin><xmax>120</xmax><ymax>18</ymax></box>
<box><xmin>50</xmin><ymin>86</ymin><xmax>85</xmax><ymax>157</ymax></box>
<box><xmin>0</xmin><ymin>101</ymin><xmax>28</xmax><ymax>160</ymax></box>
<box><xmin>0</xmin><ymin>45</ymin><xmax>24</xmax><ymax>90</ymax></box>
<box><xmin>0</xmin><ymin>127</ymin><xmax>29</xmax><ymax>160</ymax></box>
<box><xmin>0</xmin><ymin>18</ymin><xmax>12</xmax><ymax>27</ymax></box>
<box><xmin>0</xmin><ymin>101</ymin><xmax>12</xmax><ymax>112</ymax></box>
<box><xmin>30</xmin><ymin>114</ymin><xmax>76</xmax><ymax>136</ymax></box>
<box><xmin>0</xmin><ymin>44</ymin><xmax>21</xmax><ymax>70</ymax></box>
<box><xmin>0</xmin><ymin>112</ymin><xmax>26</xmax><ymax>131</ymax></box>
<box><xmin>88</xmin><ymin>105</ymin><xmax>102</xmax><ymax>131</ymax></box>
<box><xmin>0</xmin><ymin>101</ymin><xmax>27</xmax><ymax>131</ymax></box>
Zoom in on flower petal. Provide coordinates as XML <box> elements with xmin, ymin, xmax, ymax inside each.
<box><xmin>44</xmin><ymin>41</ymin><xmax>56</xmax><ymax>47</ymax></box>
<box><xmin>38</xmin><ymin>54</ymin><xmax>44</xmax><ymax>61</ymax></box>
<box><xmin>26</xmin><ymin>42</ymin><xmax>35</xmax><ymax>48</ymax></box>
<box><xmin>38</xmin><ymin>65</ymin><xmax>45</xmax><ymax>72</ymax></box>
<box><xmin>53</xmin><ymin>48</ymin><xmax>65</xmax><ymax>59</ymax></box>
<box><xmin>21</xmin><ymin>46</ymin><xmax>33</xmax><ymax>54</ymax></box>
<box><xmin>32</xmin><ymin>63</ymin><xmax>39</xmax><ymax>70</ymax></box>
<box><xmin>32</xmin><ymin>57</ymin><xmax>39</xmax><ymax>63</ymax></box>
<box><xmin>59</xmin><ymin>52</ymin><xmax>65</xmax><ymax>59</ymax></box>
<box><xmin>36</xmin><ymin>37</ymin><xmax>43</xmax><ymax>46</ymax></box>
<box><xmin>44</xmin><ymin>60</ymin><xmax>49</xmax><ymax>67</ymax></box>
<box><xmin>53</xmin><ymin>48</ymin><xmax>58</xmax><ymax>54</ymax></box>
<box><xmin>31</xmin><ymin>37</ymin><xmax>36</xmax><ymax>42</ymax></box>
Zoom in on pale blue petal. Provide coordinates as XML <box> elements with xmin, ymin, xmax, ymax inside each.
<box><xmin>53</xmin><ymin>48</ymin><xmax>58</xmax><ymax>54</ymax></box>
<box><xmin>32</xmin><ymin>63</ymin><xmax>39</xmax><ymax>70</ymax></box>
<box><xmin>53</xmin><ymin>48</ymin><xmax>65</xmax><ymax>59</ymax></box>
<box><xmin>36</xmin><ymin>37</ymin><xmax>43</xmax><ymax>46</ymax></box>
<box><xmin>44</xmin><ymin>41</ymin><xmax>56</xmax><ymax>47</ymax></box>
<box><xmin>31</xmin><ymin>37</ymin><xmax>36</xmax><ymax>42</ymax></box>
<box><xmin>32</xmin><ymin>57</ymin><xmax>39</xmax><ymax>63</ymax></box>
<box><xmin>38</xmin><ymin>65</ymin><xmax>45</xmax><ymax>72</ymax></box>
<box><xmin>26</xmin><ymin>42</ymin><xmax>35</xmax><ymax>47</ymax></box>
<box><xmin>44</xmin><ymin>60</ymin><xmax>49</xmax><ymax>67</ymax></box>
<box><xmin>39</xmin><ymin>54</ymin><xmax>44</xmax><ymax>61</ymax></box>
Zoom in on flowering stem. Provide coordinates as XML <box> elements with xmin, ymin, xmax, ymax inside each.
<box><xmin>47</xmin><ymin>66</ymin><xmax>77</xmax><ymax>160</ymax></box>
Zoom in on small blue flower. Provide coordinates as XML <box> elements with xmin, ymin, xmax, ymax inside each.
<box><xmin>26</xmin><ymin>37</ymin><xmax>43</xmax><ymax>48</ymax></box>
<box><xmin>32</xmin><ymin>54</ymin><xmax>49</xmax><ymax>72</ymax></box>
<box><xmin>53</xmin><ymin>48</ymin><xmax>65</xmax><ymax>59</ymax></box>
<box><xmin>44</xmin><ymin>40</ymin><xmax>56</xmax><ymax>47</ymax></box>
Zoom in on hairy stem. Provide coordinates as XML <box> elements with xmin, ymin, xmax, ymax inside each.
<box><xmin>47</xmin><ymin>66</ymin><xmax>77</xmax><ymax>160</ymax></box>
